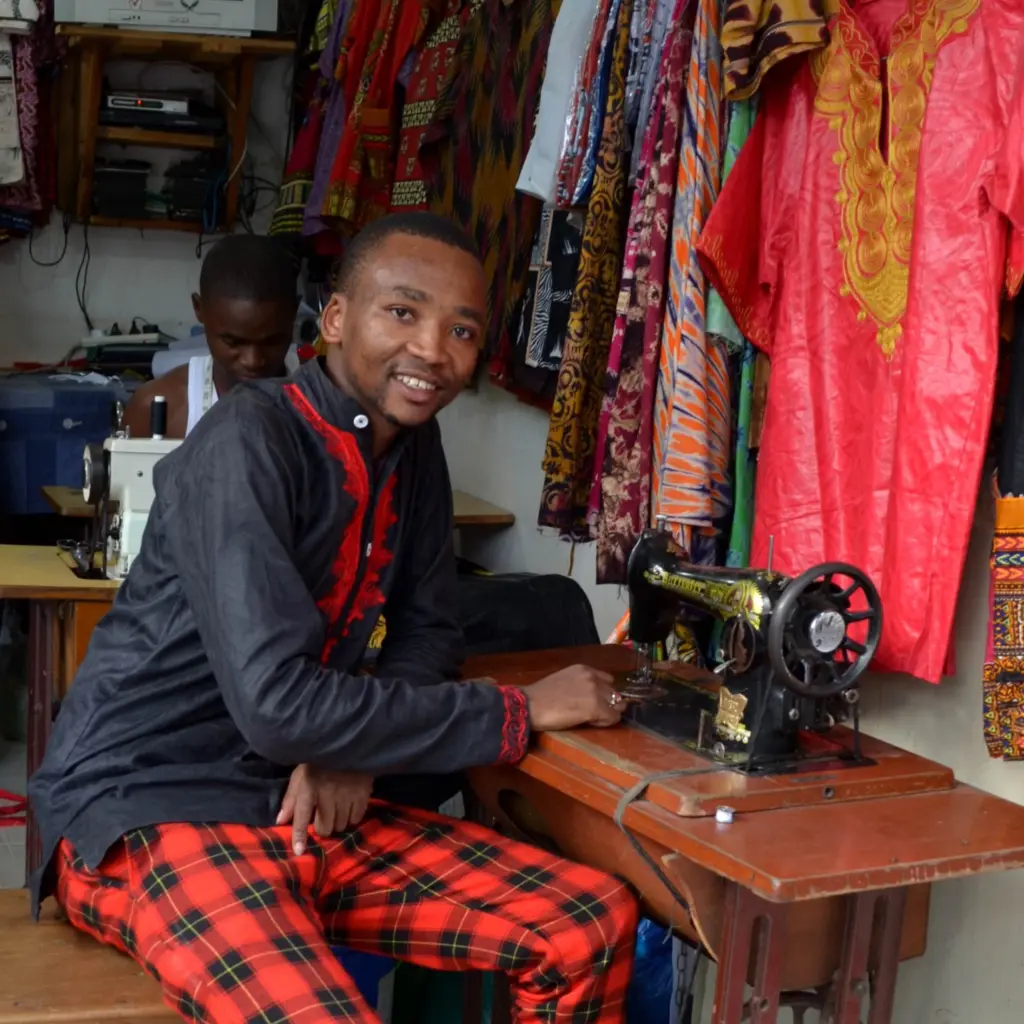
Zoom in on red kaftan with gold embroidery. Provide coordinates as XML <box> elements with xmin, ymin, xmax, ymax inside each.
<box><xmin>698</xmin><ymin>0</ymin><xmax>1024</xmax><ymax>682</ymax></box>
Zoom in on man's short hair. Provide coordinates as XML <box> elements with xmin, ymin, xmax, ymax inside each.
<box><xmin>199</xmin><ymin>235</ymin><xmax>298</xmax><ymax>305</ymax></box>
<box><xmin>336</xmin><ymin>212</ymin><xmax>480</xmax><ymax>296</ymax></box>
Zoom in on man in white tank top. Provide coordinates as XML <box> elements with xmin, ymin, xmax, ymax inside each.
<box><xmin>124</xmin><ymin>236</ymin><xmax>300</xmax><ymax>439</ymax></box>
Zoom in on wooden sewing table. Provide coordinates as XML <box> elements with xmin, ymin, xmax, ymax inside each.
<box><xmin>465</xmin><ymin>645</ymin><xmax>1024</xmax><ymax>1024</ymax></box>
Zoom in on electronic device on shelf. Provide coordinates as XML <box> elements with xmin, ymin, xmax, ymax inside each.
<box><xmin>54</xmin><ymin>0</ymin><xmax>278</xmax><ymax>37</ymax></box>
<box><xmin>622</xmin><ymin>517</ymin><xmax>883</xmax><ymax>775</ymax></box>
<box><xmin>106</xmin><ymin>91</ymin><xmax>191</xmax><ymax>115</ymax></box>
<box><xmin>99</xmin><ymin>101</ymin><xmax>226</xmax><ymax>135</ymax></box>
<box><xmin>92</xmin><ymin>158</ymin><xmax>151</xmax><ymax>219</ymax></box>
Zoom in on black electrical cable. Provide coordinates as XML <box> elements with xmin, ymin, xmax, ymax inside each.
<box><xmin>28</xmin><ymin>212</ymin><xmax>71</xmax><ymax>268</ymax></box>
<box><xmin>75</xmin><ymin>222</ymin><xmax>94</xmax><ymax>332</ymax></box>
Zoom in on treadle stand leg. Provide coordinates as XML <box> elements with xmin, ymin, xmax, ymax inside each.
<box><xmin>712</xmin><ymin>883</ymin><xmax>787</xmax><ymax>1024</ymax></box>
<box><xmin>831</xmin><ymin>887</ymin><xmax>908</xmax><ymax>1024</ymax></box>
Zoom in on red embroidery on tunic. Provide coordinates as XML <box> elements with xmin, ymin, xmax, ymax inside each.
<box><xmin>497</xmin><ymin>686</ymin><xmax>529</xmax><ymax>764</ymax></box>
<box><xmin>284</xmin><ymin>384</ymin><xmax>369</xmax><ymax>663</ymax></box>
<box><xmin>345</xmin><ymin>474</ymin><xmax>398</xmax><ymax>634</ymax></box>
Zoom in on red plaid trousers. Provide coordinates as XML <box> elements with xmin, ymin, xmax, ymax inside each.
<box><xmin>55</xmin><ymin>801</ymin><xmax>638</xmax><ymax>1023</ymax></box>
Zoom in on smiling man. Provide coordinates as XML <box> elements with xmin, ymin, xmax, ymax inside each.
<box><xmin>124</xmin><ymin>235</ymin><xmax>300</xmax><ymax>439</ymax></box>
<box><xmin>29</xmin><ymin>213</ymin><xmax>637</xmax><ymax>1024</ymax></box>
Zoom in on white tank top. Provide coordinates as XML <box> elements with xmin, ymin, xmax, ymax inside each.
<box><xmin>185</xmin><ymin>350</ymin><xmax>301</xmax><ymax>436</ymax></box>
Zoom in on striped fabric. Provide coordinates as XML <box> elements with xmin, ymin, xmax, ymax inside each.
<box><xmin>652</xmin><ymin>0</ymin><xmax>731</xmax><ymax>557</ymax></box>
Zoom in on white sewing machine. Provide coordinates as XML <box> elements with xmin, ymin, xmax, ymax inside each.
<box><xmin>80</xmin><ymin>397</ymin><xmax>181</xmax><ymax>580</ymax></box>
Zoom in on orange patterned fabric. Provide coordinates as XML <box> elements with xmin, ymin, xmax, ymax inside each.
<box><xmin>698</xmin><ymin>0</ymin><xmax>1024</xmax><ymax>682</ymax></box>
<box><xmin>652</xmin><ymin>0</ymin><xmax>730</xmax><ymax>560</ymax></box>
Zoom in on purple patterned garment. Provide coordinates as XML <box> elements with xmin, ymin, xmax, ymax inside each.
<box><xmin>302</xmin><ymin>0</ymin><xmax>354</xmax><ymax>237</ymax></box>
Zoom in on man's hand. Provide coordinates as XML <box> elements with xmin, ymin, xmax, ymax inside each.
<box><xmin>276</xmin><ymin>764</ymin><xmax>373</xmax><ymax>855</ymax></box>
<box><xmin>525</xmin><ymin>664</ymin><xmax>624</xmax><ymax>731</ymax></box>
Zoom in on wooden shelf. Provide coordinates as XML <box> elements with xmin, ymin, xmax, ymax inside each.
<box><xmin>96</xmin><ymin>125</ymin><xmax>222</xmax><ymax>150</ymax></box>
<box><xmin>88</xmin><ymin>215</ymin><xmax>219</xmax><ymax>234</ymax></box>
<box><xmin>60</xmin><ymin>27</ymin><xmax>292</xmax><ymax>228</ymax></box>
<box><xmin>57</xmin><ymin>25</ymin><xmax>295</xmax><ymax>60</ymax></box>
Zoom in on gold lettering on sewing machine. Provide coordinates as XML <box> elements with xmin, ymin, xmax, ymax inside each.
<box><xmin>643</xmin><ymin>568</ymin><xmax>765</xmax><ymax>629</ymax></box>
<box><xmin>715</xmin><ymin>687</ymin><xmax>752</xmax><ymax>744</ymax></box>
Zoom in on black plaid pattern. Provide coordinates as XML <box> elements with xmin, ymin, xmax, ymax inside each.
<box><xmin>233</xmin><ymin>879</ymin><xmax>279</xmax><ymax>911</ymax></box>
<box><xmin>55</xmin><ymin>802</ymin><xmax>638</xmax><ymax>1023</ymax></box>
<box><xmin>273</xmin><ymin>933</ymin><xmax>320</xmax><ymax>965</ymax></box>
<box><xmin>312</xmin><ymin>988</ymin><xmax>359</xmax><ymax>1019</ymax></box>
<box><xmin>208</xmin><ymin>949</ymin><xmax>256</xmax><ymax>992</ymax></box>
<box><xmin>169</xmin><ymin>908</ymin><xmax>213</xmax><ymax>944</ymax></box>
<box><xmin>205</xmin><ymin>839</ymin><xmax>247</xmax><ymax>866</ymax></box>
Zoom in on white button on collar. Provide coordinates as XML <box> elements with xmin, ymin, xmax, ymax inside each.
<box><xmin>353</xmin><ymin>414</ymin><xmax>369</xmax><ymax>429</ymax></box>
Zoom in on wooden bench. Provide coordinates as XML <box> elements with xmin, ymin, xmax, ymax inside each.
<box><xmin>0</xmin><ymin>889</ymin><xmax>174</xmax><ymax>1022</ymax></box>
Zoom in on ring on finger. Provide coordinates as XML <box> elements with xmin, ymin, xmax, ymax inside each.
<box><xmin>608</xmin><ymin>690</ymin><xmax>624</xmax><ymax>708</ymax></box>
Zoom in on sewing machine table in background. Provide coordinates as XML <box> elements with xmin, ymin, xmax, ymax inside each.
<box><xmin>465</xmin><ymin>645</ymin><xmax>1024</xmax><ymax>1024</ymax></box>
<box><xmin>41</xmin><ymin>484</ymin><xmax>514</xmax><ymax>528</ymax></box>
<box><xmin>0</xmin><ymin>546</ymin><xmax>119</xmax><ymax>874</ymax></box>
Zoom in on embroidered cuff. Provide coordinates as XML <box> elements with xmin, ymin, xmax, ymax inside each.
<box><xmin>496</xmin><ymin>686</ymin><xmax>530</xmax><ymax>765</ymax></box>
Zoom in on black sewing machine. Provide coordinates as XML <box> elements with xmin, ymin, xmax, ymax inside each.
<box><xmin>622</xmin><ymin>519</ymin><xmax>883</xmax><ymax>774</ymax></box>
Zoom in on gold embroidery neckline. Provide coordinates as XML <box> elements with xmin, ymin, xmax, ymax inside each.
<box><xmin>812</xmin><ymin>0</ymin><xmax>980</xmax><ymax>358</ymax></box>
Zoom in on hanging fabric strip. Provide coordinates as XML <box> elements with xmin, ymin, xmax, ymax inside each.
<box><xmin>517</xmin><ymin>0</ymin><xmax>601</xmax><ymax>204</ymax></box>
<box><xmin>589</xmin><ymin>0</ymin><xmax>696</xmax><ymax>584</ymax></box>
<box><xmin>720</xmin><ymin>0</ymin><xmax>829</xmax><ymax>101</ymax></box>
<box><xmin>420</xmin><ymin>0</ymin><xmax>558</xmax><ymax>381</ymax></box>
<box><xmin>652</xmin><ymin>0</ymin><xmax>730</xmax><ymax>559</ymax></box>
<box><xmin>705</xmin><ymin>96</ymin><xmax>756</xmax><ymax>355</ymax></box>
<box><xmin>539</xmin><ymin>0</ymin><xmax>634</xmax><ymax>541</ymax></box>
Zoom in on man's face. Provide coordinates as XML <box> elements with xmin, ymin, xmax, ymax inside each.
<box><xmin>320</xmin><ymin>233</ymin><xmax>483</xmax><ymax>432</ymax></box>
<box><xmin>193</xmin><ymin>293</ymin><xmax>296</xmax><ymax>386</ymax></box>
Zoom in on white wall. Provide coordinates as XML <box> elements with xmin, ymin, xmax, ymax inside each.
<box><xmin>439</xmin><ymin>379</ymin><xmax>627</xmax><ymax>639</ymax></box>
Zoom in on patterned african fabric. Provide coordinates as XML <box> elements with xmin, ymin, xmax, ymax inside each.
<box><xmin>624</xmin><ymin>0</ymin><xmax>653</xmax><ymax>130</ymax></box>
<box><xmin>721</xmin><ymin>0</ymin><xmax>830</xmax><ymax>101</ymax></box>
<box><xmin>420</xmin><ymin>0</ymin><xmax>558</xmax><ymax>385</ymax></box>
<box><xmin>652</xmin><ymin>0</ymin><xmax>730</xmax><ymax>560</ymax></box>
<box><xmin>390</xmin><ymin>0</ymin><xmax>477</xmax><ymax>212</ymax></box>
<box><xmin>516</xmin><ymin>206</ymin><xmax>583</xmax><ymax>372</ymax></box>
<box><xmin>517</xmin><ymin>0</ymin><xmax>601</xmax><ymax>204</ymax></box>
<box><xmin>705</xmin><ymin>98</ymin><xmax>756</xmax><ymax>355</ymax></box>
<box><xmin>698</xmin><ymin>0</ymin><xmax>1024</xmax><ymax>683</ymax></box>
<box><xmin>556</xmin><ymin>0</ymin><xmax>613</xmax><ymax>207</ymax></box>
<box><xmin>984</xmin><ymin>484</ymin><xmax>1024</xmax><ymax>761</ymax></box>
<box><xmin>629</xmin><ymin>0</ymin><xmax>673</xmax><ymax>180</ymax></box>
<box><xmin>319</xmin><ymin>0</ymin><xmax>430</xmax><ymax>233</ymax></box>
<box><xmin>588</xmin><ymin>0</ymin><xmax>695</xmax><ymax>584</ymax></box>
<box><xmin>569</xmin><ymin>0</ymin><xmax>622</xmax><ymax>205</ymax></box>
<box><xmin>538</xmin><ymin>0</ymin><xmax>634</xmax><ymax>541</ymax></box>
<box><xmin>301</xmin><ymin>0</ymin><xmax>356</xmax><ymax>240</ymax></box>
<box><xmin>268</xmin><ymin>0</ymin><xmax>341</xmax><ymax>238</ymax></box>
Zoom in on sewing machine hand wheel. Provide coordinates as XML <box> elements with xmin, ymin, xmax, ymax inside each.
<box><xmin>767</xmin><ymin>562</ymin><xmax>882</xmax><ymax>700</ymax></box>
